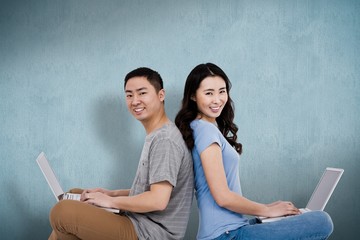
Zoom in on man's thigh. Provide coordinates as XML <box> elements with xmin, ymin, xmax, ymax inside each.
<box><xmin>50</xmin><ymin>200</ymin><xmax>137</xmax><ymax>240</ymax></box>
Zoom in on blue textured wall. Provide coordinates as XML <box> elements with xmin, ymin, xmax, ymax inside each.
<box><xmin>1</xmin><ymin>1</ymin><xmax>359</xmax><ymax>239</ymax></box>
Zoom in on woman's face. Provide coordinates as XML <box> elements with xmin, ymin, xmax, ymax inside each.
<box><xmin>192</xmin><ymin>76</ymin><xmax>228</xmax><ymax>123</ymax></box>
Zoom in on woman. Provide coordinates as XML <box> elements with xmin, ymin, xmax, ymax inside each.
<box><xmin>175</xmin><ymin>63</ymin><xmax>333</xmax><ymax>240</ymax></box>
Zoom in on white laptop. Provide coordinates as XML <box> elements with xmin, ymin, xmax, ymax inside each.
<box><xmin>261</xmin><ymin>167</ymin><xmax>344</xmax><ymax>223</ymax></box>
<box><xmin>36</xmin><ymin>152</ymin><xmax>119</xmax><ymax>213</ymax></box>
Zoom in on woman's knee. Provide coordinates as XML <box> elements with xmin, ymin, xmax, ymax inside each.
<box><xmin>307</xmin><ymin>211</ymin><xmax>334</xmax><ymax>237</ymax></box>
<box><xmin>317</xmin><ymin>211</ymin><xmax>333</xmax><ymax>235</ymax></box>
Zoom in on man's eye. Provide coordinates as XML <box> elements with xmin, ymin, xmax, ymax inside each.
<box><xmin>139</xmin><ymin>92</ymin><xmax>147</xmax><ymax>95</ymax></box>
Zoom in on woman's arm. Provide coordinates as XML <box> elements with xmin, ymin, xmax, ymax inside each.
<box><xmin>201</xmin><ymin>143</ymin><xmax>300</xmax><ymax>218</ymax></box>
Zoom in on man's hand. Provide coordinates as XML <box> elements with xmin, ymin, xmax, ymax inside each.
<box><xmin>80</xmin><ymin>188</ymin><xmax>111</xmax><ymax>201</ymax></box>
<box><xmin>81</xmin><ymin>191</ymin><xmax>114</xmax><ymax>209</ymax></box>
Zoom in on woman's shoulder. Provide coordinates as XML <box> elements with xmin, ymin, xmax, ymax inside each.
<box><xmin>191</xmin><ymin>119</ymin><xmax>224</xmax><ymax>152</ymax></box>
<box><xmin>191</xmin><ymin>119</ymin><xmax>219</xmax><ymax>134</ymax></box>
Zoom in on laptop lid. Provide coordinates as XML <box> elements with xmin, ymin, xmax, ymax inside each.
<box><xmin>36</xmin><ymin>152</ymin><xmax>64</xmax><ymax>201</ymax></box>
<box><xmin>306</xmin><ymin>167</ymin><xmax>344</xmax><ymax>211</ymax></box>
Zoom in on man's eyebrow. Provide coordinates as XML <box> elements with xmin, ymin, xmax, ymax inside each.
<box><xmin>125</xmin><ymin>87</ymin><xmax>148</xmax><ymax>93</ymax></box>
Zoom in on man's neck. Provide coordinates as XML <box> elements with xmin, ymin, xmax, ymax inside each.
<box><xmin>143</xmin><ymin>112</ymin><xmax>170</xmax><ymax>135</ymax></box>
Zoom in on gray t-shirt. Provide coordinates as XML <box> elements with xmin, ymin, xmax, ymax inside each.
<box><xmin>127</xmin><ymin>122</ymin><xmax>194</xmax><ymax>240</ymax></box>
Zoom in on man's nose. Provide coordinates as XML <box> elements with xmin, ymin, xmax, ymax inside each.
<box><xmin>131</xmin><ymin>95</ymin><xmax>141</xmax><ymax>105</ymax></box>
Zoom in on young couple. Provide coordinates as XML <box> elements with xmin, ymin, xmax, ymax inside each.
<box><xmin>49</xmin><ymin>64</ymin><xmax>333</xmax><ymax>240</ymax></box>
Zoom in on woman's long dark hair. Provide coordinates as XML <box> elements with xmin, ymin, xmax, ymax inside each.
<box><xmin>175</xmin><ymin>63</ymin><xmax>242</xmax><ymax>154</ymax></box>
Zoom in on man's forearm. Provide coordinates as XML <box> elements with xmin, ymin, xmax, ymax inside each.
<box><xmin>110</xmin><ymin>182</ymin><xmax>172</xmax><ymax>213</ymax></box>
<box><xmin>109</xmin><ymin>189</ymin><xmax>130</xmax><ymax>197</ymax></box>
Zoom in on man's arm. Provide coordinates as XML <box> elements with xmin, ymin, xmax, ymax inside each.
<box><xmin>108</xmin><ymin>189</ymin><xmax>130</xmax><ymax>197</ymax></box>
<box><xmin>80</xmin><ymin>188</ymin><xmax>130</xmax><ymax>200</ymax></box>
<box><xmin>83</xmin><ymin>181</ymin><xmax>173</xmax><ymax>213</ymax></box>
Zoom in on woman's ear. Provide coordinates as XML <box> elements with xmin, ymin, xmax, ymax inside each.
<box><xmin>190</xmin><ymin>95</ymin><xmax>196</xmax><ymax>102</ymax></box>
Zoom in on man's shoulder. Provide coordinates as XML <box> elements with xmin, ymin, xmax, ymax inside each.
<box><xmin>151</xmin><ymin>122</ymin><xmax>181</xmax><ymax>139</ymax></box>
<box><xmin>150</xmin><ymin>122</ymin><xmax>188</xmax><ymax>150</ymax></box>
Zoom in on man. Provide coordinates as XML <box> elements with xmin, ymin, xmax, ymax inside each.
<box><xmin>49</xmin><ymin>67</ymin><xmax>194</xmax><ymax>240</ymax></box>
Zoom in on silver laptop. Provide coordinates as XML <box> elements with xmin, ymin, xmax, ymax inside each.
<box><xmin>36</xmin><ymin>152</ymin><xmax>119</xmax><ymax>213</ymax></box>
<box><xmin>261</xmin><ymin>167</ymin><xmax>344</xmax><ymax>223</ymax></box>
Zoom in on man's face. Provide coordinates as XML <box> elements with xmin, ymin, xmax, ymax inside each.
<box><xmin>125</xmin><ymin>76</ymin><xmax>164</xmax><ymax>123</ymax></box>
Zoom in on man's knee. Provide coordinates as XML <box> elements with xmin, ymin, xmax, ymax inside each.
<box><xmin>49</xmin><ymin>200</ymin><xmax>77</xmax><ymax>227</ymax></box>
<box><xmin>69</xmin><ymin>188</ymin><xmax>83</xmax><ymax>194</ymax></box>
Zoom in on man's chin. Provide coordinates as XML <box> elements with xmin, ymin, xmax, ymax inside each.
<box><xmin>133</xmin><ymin>114</ymin><xmax>146</xmax><ymax>122</ymax></box>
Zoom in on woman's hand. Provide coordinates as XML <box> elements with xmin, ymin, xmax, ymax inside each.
<box><xmin>264</xmin><ymin>201</ymin><xmax>301</xmax><ymax>217</ymax></box>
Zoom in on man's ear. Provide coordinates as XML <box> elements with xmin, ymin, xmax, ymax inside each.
<box><xmin>159</xmin><ymin>89</ymin><xmax>165</xmax><ymax>102</ymax></box>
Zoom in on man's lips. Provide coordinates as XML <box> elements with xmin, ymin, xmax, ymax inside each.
<box><xmin>133</xmin><ymin>107</ymin><xmax>145</xmax><ymax>114</ymax></box>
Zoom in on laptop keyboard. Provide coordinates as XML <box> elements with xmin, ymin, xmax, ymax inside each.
<box><xmin>63</xmin><ymin>193</ymin><xmax>81</xmax><ymax>201</ymax></box>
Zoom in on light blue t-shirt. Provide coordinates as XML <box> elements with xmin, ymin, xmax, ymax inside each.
<box><xmin>190</xmin><ymin>119</ymin><xmax>248</xmax><ymax>240</ymax></box>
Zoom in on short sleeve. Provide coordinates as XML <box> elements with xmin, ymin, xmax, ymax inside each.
<box><xmin>193</xmin><ymin>120</ymin><xmax>222</xmax><ymax>155</ymax></box>
<box><xmin>148</xmin><ymin>138</ymin><xmax>181</xmax><ymax>187</ymax></box>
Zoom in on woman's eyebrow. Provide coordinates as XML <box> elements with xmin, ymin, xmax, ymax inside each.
<box><xmin>203</xmin><ymin>87</ymin><xmax>226</xmax><ymax>92</ymax></box>
<box><xmin>203</xmin><ymin>88</ymin><xmax>215</xmax><ymax>92</ymax></box>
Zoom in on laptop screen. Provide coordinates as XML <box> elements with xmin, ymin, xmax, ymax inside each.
<box><xmin>306</xmin><ymin>168</ymin><xmax>344</xmax><ymax>211</ymax></box>
<box><xmin>36</xmin><ymin>152</ymin><xmax>65</xmax><ymax>201</ymax></box>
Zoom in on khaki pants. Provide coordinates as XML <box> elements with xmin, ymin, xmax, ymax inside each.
<box><xmin>49</xmin><ymin>189</ymin><xmax>137</xmax><ymax>240</ymax></box>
